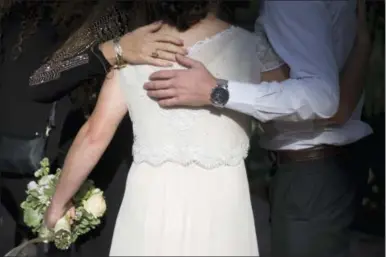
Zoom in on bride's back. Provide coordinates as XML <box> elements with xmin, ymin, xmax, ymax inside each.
<box><xmin>119</xmin><ymin>0</ymin><xmax>274</xmax><ymax>168</ymax></box>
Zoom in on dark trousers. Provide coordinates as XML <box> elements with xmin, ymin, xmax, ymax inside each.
<box><xmin>270</xmin><ymin>145</ymin><xmax>368</xmax><ymax>257</ymax></box>
<box><xmin>0</xmin><ymin>174</ymin><xmax>34</xmax><ymax>256</ymax></box>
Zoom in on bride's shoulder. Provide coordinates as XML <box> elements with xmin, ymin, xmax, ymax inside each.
<box><xmin>228</xmin><ymin>26</ymin><xmax>267</xmax><ymax>54</ymax></box>
<box><xmin>231</xmin><ymin>24</ymin><xmax>284</xmax><ymax>72</ymax></box>
<box><xmin>230</xmin><ymin>25</ymin><xmax>271</xmax><ymax>51</ymax></box>
<box><xmin>228</xmin><ymin>26</ymin><xmax>257</xmax><ymax>42</ymax></box>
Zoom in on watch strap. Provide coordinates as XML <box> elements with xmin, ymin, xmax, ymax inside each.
<box><xmin>216</xmin><ymin>79</ymin><xmax>228</xmax><ymax>89</ymax></box>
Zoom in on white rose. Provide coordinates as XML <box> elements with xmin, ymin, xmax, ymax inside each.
<box><xmin>54</xmin><ymin>216</ymin><xmax>71</xmax><ymax>234</ymax></box>
<box><xmin>27</xmin><ymin>181</ymin><xmax>38</xmax><ymax>191</ymax></box>
<box><xmin>83</xmin><ymin>192</ymin><xmax>106</xmax><ymax>218</ymax></box>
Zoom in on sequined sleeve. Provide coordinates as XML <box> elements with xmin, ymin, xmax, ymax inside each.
<box><xmin>28</xmin><ymin>19</ymin><xmax>100</xmax><ymax>87</ymax></box>
<box><xmin>26</xmin><ymin>47</ymin><xmax>108</xmax><ymax>102</ymax></box>
<box><xmin>29</xmin><ymin>53</ymin><xmax>90</xmax><ymax>86</ymax></box>
<box><xmin>27</xmin><ymin>6</ymin><xmax>132</xmax><ymax>102</ymax></box>
<box><xmin>29</xmin><ymin>5</ymin><xmax>132</xmax><ymax>88</ymax></box>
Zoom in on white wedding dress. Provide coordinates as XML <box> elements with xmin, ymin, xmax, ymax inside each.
<box><xmin>109</xmin><ymin>26</ymin><xmax>282</xmax><ymax>256</ymax></box>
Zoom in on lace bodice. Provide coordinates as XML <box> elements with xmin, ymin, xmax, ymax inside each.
<box><xmin>119</xmin><ymin>26</ymin><xmax>277</xmax><ymax>168</ymax></box>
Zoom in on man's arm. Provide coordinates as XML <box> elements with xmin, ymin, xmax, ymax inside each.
<box><xmin>226</xmin><ymin>1</ymin><xmax>339</xmax><ymax>122</ymax></box>
<box><xmin>328</xmin><ymin>0</ymin><xmax>372</xmax><ymax>124</ymax></box>
<box><xmin>144</xmin><ymin>2</ymin><xmax>339</xmax><ymax>123</ymax></box>
<box><xmin>328</xmin><ymin>39</ymin><xmax>371</xmax><ymax>124</ymax></box>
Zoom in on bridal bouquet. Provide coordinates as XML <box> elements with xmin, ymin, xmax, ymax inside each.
<box><xmin>6</xmin><ymin>158</ymin><xmax>107</xmax><ymax>255</ymax></box>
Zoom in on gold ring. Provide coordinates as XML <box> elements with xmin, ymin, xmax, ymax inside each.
<box><xmin>151</xmin><ymin>50</ymin><xmax>159</xmax><ymax>58</ymax></box>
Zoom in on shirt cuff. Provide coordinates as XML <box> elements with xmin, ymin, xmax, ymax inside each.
<box><xmin>225</xmin><ymin>80</ymin><xmax>284</xmax><ymax>122</ymax></box>
<box><xmin>225</xmin><ymin>81</ymin><xmax>259</xmax><ymax>118</ymax></box>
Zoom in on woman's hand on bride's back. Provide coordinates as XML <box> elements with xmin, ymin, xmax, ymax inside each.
<box><xmin>100</xmin><ymin>21</ymin><xmax>188</xmax><ymax>67</ymax></box>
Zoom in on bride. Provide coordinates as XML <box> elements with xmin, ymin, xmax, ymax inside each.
<box><xmin>45</xmin><ymin>1</ymin><xmax>287</xmax><ymax>256</ymax></box>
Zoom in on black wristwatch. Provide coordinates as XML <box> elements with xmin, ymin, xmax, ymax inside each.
<box><xmin>210</xmin><ymin>79</ymin><xmax>229</xmax><ymax>108</ymax></box>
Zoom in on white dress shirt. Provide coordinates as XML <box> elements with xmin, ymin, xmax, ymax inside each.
<box><xmin>225</xmin><ymin>0</ymin><xmax>373</xmax><ymax>150</ymax></box>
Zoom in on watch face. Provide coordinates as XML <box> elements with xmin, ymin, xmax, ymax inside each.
<box><xmin>211</xmin><ymin>86</ymin><xmax>229</xmax><ymax>106</ymax></box>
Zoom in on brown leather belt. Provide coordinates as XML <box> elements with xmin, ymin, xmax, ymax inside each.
<box><xmin>269</xmin><ymin>144</ymin><xmax>349</xmax><ymax>165</ymax></box>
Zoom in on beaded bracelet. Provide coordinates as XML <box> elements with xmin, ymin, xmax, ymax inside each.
<box><xmin>112</xmin><ymin>37</ymin><xmax>127</xmax><ymax>69</ymax></box>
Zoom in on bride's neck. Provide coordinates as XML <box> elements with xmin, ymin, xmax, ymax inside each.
<box><xmin>157</xmin><ymin>12</ymin><xmax>231</xmax><ymax>48</ymax></box>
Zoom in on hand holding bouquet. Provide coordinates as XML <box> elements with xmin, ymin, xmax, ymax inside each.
<box><xmin>6</xmin><ymin>158</ymin><xmax>107</xmax><ymax>255</ymax></box>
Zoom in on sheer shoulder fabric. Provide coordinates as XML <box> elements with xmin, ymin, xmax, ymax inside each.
<box><xmin>254</xmin><ymin>20</ymin><xmax>284</xmax><ymax>72</ymax></box>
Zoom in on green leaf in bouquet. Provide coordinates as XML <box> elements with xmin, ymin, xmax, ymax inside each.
<box><xmin>77</xmin><ymin>225</ymin><xmax>85</xmax><ymax>230</ymax></box>
<box><xmin>80</xmin><ymin>227</ymin><xmax>91</xmax><ymax>235</ymax></box>
<box><xmin>40</xmin><ymin>158</ymin><xmax>50</xmax><ymax>169</ymax></box>
<box><xmin>37</xmin><ymin>194</ymin><xmax>50</xmax><ymax>206</ymax></box>
<box><xmin>90</xmin><ymin>218</ymin><xmax>100</xmax><ymax>226</ymax></box>
<box><xmin>23</xmin><ymin>208</ymin><xmax>43</xmax><ymax>228</ymax></box>
<box><xmin>54</xmin><ymin>169</ymin><xmax>62</xmax><ymax>178</ymax></box>
<box><xmin>36</xmin><ymin>205</ymin><xmax>47</xmax><ymax>214</ymax></box>
<box><xmin>25</xmin><ymin>194</ymin><xmax>36</xmax><ymax>202</ymax></box>
<box><xmin>34</xmin><ymin>169</ymin><xmax>43</xmax><ymax>178</ymax></box>
<box><xmin>73</xmin><ymin>226</ymin><xmax>83</xmax><ymax>234</ymax></box>
<box><xmin>20</xmin><ymin>203</ymin><xmax>31</xmax><ymax>211</ymax></box>
<box><xmin>84</xmin><ymin>210</ymin><xmax>94</xmax><ymax>220</ymax></box>
<box><xmin>80</xmin><ymin>219</ymin><xmax>89</xmax><ymax>227</ymax></box>
<box><xmin>28</xmin><ymin>202</ymin><xmax>40</xmax><ymax>211</ymax></box>
<box><xmin>29</xmin><ymin>201</ymin><xmax>40</xmax><ymax>209</ymax></box>
<box><xmin>72</xmin><ymin>226</ymin><xmax>84</xmax><ymax>237</ymax></box>
<box><xmin>29</xmin><ymin>189</ymin><xmax>40</xmax><ymax>198</ymax></box>
<box><xmin>43</xmin><ymin>167</ymin><xmax>50</xmax><ymax>176</ymax></box>
<box><xmin>43</xmin><ymin>187</ymin><xmax>55</xmax><ymax>199</ymax></box>
<box><xmin>38</xmin><ymin>174</ymin><xmax>55</xmax><ymax>186</ymax></box>
<box><xmin>20</xmin><ymin>201</ymin><xmax>29</xmax><ymax>210</ymax></box>
<box><xmin>33</xmin><ymin>158</ymin><xmax>51</xmax><ymax>178</ymax></box>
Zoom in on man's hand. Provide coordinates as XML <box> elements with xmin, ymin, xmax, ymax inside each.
<box><xmin>144</xmin><ymin>55</ymin><xmax>217</xmax><ymax>107</ymax></box>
